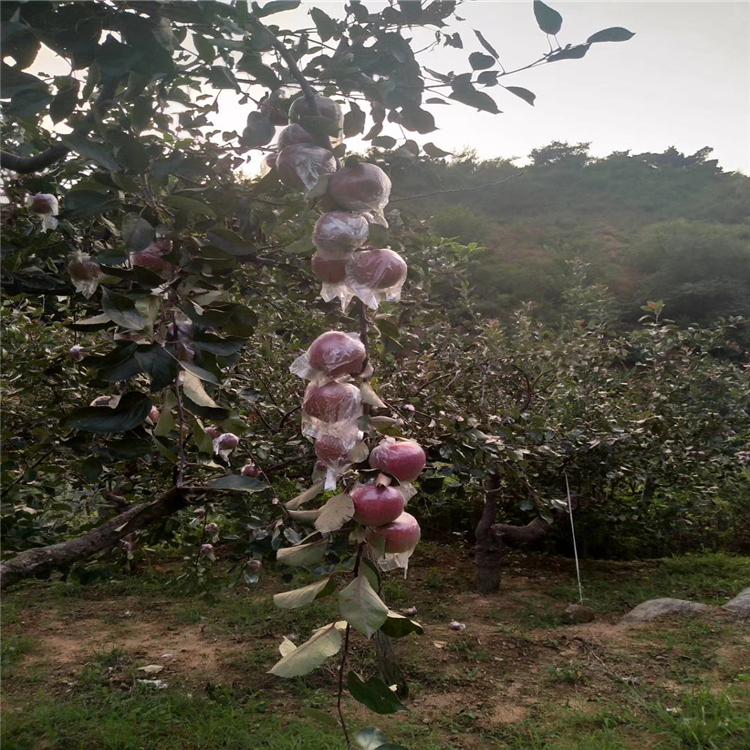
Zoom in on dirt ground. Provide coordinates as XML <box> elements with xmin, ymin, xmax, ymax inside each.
<box><xmin>2</xmin><ymin>547</ymin><xmax>749</xmax><ymax>748</ymax></box>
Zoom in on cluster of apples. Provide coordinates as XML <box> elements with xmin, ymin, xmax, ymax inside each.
<box><xmin>257</xmin><ymin>93</ymin><xmax>408</xmax><ymax>311</ymax></box>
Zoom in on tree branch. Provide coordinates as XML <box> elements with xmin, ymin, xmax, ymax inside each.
<box><xmin>0</xmin><ymin>487</ymin><xmax>196</xmax><ymax>590</ymax></box>
<box><xmin>0</xmin><ymin>144</ymin><xmax>71</xmax><ymax>174</ymax></box>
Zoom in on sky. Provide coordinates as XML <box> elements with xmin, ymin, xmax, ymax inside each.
<box><xmin>31</xmin><ymin>1</ymin><xmax>750</xmax><ymax>174</ymax></box>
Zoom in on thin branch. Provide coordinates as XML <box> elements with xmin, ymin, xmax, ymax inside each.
<box><xmin>253</xmin><ymin>16</ymin><xmax>335</xmax><ymax>153</ymax></box>
<box><xmin>337</xmin><ymin>623</ymin><xmax>353</xmax><ymax>749</ymax></box>
<box><xmin>390</xmin><ymin>172</ymin><xmax>524</xmax><ymax>203</ymax></box>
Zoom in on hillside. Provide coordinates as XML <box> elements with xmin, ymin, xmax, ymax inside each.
<box><xmin>387</xmin><ymin>144</ymin><xmax>750</xmax><ymax>328</ymax></box>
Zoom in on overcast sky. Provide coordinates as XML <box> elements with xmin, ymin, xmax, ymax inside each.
<box><xmin>214</xmin><ymin>0</ymin><xmax>750</xmax><ymax>173</ymax></box>
<box><xmin>33</xmin><ymin>1</ymin><xmax>750</xmax><ymax>174</ymax></box>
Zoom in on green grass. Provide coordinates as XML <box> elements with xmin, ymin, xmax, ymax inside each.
<box><xmin>1</xmin><ymin>635</ymin><xmax>33</xmax><ymax>668</ymax></box>
<box><xmin>547</xmin><ymin>552</ymin><xmax>750</xmax><ymax>613</ymax></box>
<box><xmin>2</xmin><ymin>690</ymin><xmax>449</xmax><ymax>750</ymax></box>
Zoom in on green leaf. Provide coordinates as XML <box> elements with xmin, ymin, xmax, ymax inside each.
<box><xmin>314</xmin><ymin>493</ymin><xmax>355</xmax><ymax>533</ymax></box>
<box><xmin>206</xmin><ymin>225</ymin><xmax>256</xmax><ymax>256</ymax></box>
<box><xmin>379</xmin><ymin>610</ymin><xmax>424</xmax><ymax>638</ymax></box>
<box><xmin>254</xmin><ymin>0</ymin><xmax>301</xmax><ymax>17</ymax></box>
<box><xmin>180</xmin><ymin>370</ymin><xmax>221</xmax><ymax>410</ymax></box>
<box><xmin>269</xmin><ymin>621</ymin><xmax>343</xmax><ymax>678</ymax></box>
<box><xmin>115</xmin><ymin>134</ymin><xmax>151</xmax><ymax>173</ymax></box>
<box><xmin>122</xmin><ymin>213</ymin><xmax>154</xmax><ymax>253</ymax></box>
<box><xmin>586</xmin><ymin>27</ymin><xmax>635</xmax><ymax>44</ymax></box>
<box><xmin>276</xmin><ymin>538</ymin><xmax>328</xmax><ymax>567</ymax></box>
<box><xmin>347</xmin><ymin>672</ymin><xmax>407</xmax><ymax>715</ymax></box>
<box><xmin>210</xmin><ymin>474</ymin><xmax>267</xmax><ymax>492</ymax></box>
<box><xmin>505</xmin><ymin>86</ymin><xmax>536</xmax><ymax>106</ymax></box>
<box><xmin>354</xmin><ymin>727</ymin><xmax>389</xmax><ymax>750</ymax></box>
<box><xmin>423</xmin><ymin>142</ymin><xmax>452</xmax><ymax>158</ymax></box>
<box><xmin>60</xmin><ymin>134</ymin><xmax>120</xmax><ymax>171</ymax></box>
<box><xmin>372</xmin><ymin>136</ymin><xmax>397</xmax><ymax>149</ymax></box>
<box><xmin>449</xmin><ymin>83</ymin><xmax>500</xmax><ymax>114</ymax></box>
<box><xmin>135</xmin><ymin>344</ymin><xmax>180</xmax><ymax>392</ymax></box>
<box><xmin>180</xmin><ymin>361</ymin><xmax>218</xmax><ymax>385</ymax></box>
<box><xmin>242</xmin><ymin>111</ymin><xmax>275</xmax><ymax>148</ymax></box>
<box><xmin>81</xmin><ymin>456</ymin><xmax>103</xmax><ymax>482</ymax></box>
<box><xmin>547</xmin><ymin>44</ymin><xmax>590</xmax><ymax>62</ymax></box>
<box><xmin>310</xmin><ymin>7</ymin><xmax>337</xmax><ymax>42</ymax></box>
<box><xmin>63</xmin><ymin>392</ymin><xmax>151</xmax><ymax>433</ymax></box>
<box><xmin>152</xmin><ymin>435</ymin><xmax>179</xmax><ymax>463</ymax></box>
<box><xmin>469</xmin><ymin>52</ymin><xmax>495</xmax><ymax>70</ymax></box>
<box><xmin>343</xmin><ymin>102</ymin><xmax>366</xmax><ymax>138</ymax></box>
<box><xmin>359</xmin><ymin>557</ymin><xmax>381</xmax><ymax>591</ymax></box>
<box><xmin>274</xmin><ymin>577</ymin><xmax>337</xmax><ymax>609</ymax></box>
<box><xmin>193</xmin><ymin>33</ymin><xmax>215</xmax><ymax>62</ymax></box>
<box><xmin>474</xmin><ymin>29</ymin><xmax>500</xmax><ymax>59</ymax></box>
<box><xmin>7</xmin><ymin>87</ymin><xmax>53</xmax><ymax>119</ymax></box>
<box><xmin>163</xmin><ymin>195</ymin><xmax>216</xmax><ymax>218</ymax></box>
<box><xmin>192</xmin><ymin>333</ymin><xmax>245</xmax><ymax>356</ymax></box>
<box><xmin>338</xmin><ymin>573</ymin><xmax>389</xmax><ymax>638</ymax></box>
<box><xmin>534</xmin><ymin>0</ymin><xmax>563</xmax><ymax>35</ymax></box>
<box><xmin>154</xmin><ymin>390</ymin><xmax>177</xmax><ymax>437</ymax></box>
<box><xmin>101</xmin><ymin>289</ymin><xmax>145</xmax><ymax>331</ymax></box>
<box><xmin>49</xmin><ymin>83</ymin><xmax>79</xmax><ymax>124</ymax></box>
<box><xmin>399</xmin><ymin>106</ymin><xmax>435</xmax><ymax>134</ymax></box>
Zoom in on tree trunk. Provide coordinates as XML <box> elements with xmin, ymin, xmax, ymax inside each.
<box><xmin>363</xmin><ymin>545</ymin><xmax>409</xmax><ymax>698</ymax></box>
<box><xmin>0</xmin><ymin>487</ymin><xmax>190</xmax><ymax>590</ymax></box>
<box><xmin>474</xmin><ymin>471</ymin><xmax>503</xmax><ymax>594</ymax></box>
<box><xmin>492</xmin><ymin>516</ymin><xmax>553</xmax><ymax>546</ymax></box>
<box><xmin>373</xmin><ymin>629</ymin><xmax>409</xmax><ymax>698</ymax></box>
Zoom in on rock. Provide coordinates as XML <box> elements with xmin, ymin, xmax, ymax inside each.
<box><xmin>724</xmin><ymin>587</ymin><xmax>750</xmax><ymax>615</ymax></box>
<box><xmin>620</xmin><ymin>598</ymin><xmax>708</xmax><ymax>623</ymax></box>
<box><xmin>564</xmin><ymin>604</ymin><xmax>596</xmax><ymax>624</ymax></box>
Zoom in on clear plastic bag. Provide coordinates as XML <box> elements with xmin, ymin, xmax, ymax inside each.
<box><xmin>290</xmin><ymin>331</ymin><xmax>366</xmax><ymax>382</ymax></box>
<box><xmin>301</xmin><ymin>381</ymin><xmax>363</xmax><ymax>439</ymax></box>
<box><xmin>312</xmin><ymin>211</ymin><xmax>370</xmax><ymax>255</ymax></box>
<box><xmin>327</xmin><ymin>162</ymin><xmax>391</xmax><ymax>214</ymax></box>
<box><xmin>345</xmin><ymin>248</ymin><xmax>407</xmax><ymax>310</ymax></box>
<box><xmin>277</xmin><ymin>144</ymin><xmax>337</xmax><ymax>192</ymax></box>
<box><xmin>314</xmin><ymin>432</ymin><xmax>369</xmax><ymax>490</ymax></box>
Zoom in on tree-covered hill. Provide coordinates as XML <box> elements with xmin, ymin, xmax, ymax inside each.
<box><xmin>386</xmin><ymin>143</ymin><xmax>750</xmax><ymax>331</ymax></box>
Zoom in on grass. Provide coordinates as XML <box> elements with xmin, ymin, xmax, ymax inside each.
<box><xmin>2</xmin><ymin>691</ymin><xmax>448</xmax><ymax>750</ymax></box>
<box><xmin>547</xmin><ymin>552</ymin><xmax>750</xmax><ymax>613</ymax></box>
<box><xmin>2</xmin><ymin>551</ymin><xmax>749</xmax><ymax>750</ymax></box>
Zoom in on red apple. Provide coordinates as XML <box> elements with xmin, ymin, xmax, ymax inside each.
<box><xmin>29</xmin><ymin>193</ymin><xmax>57</xmax><ymax>214</ymax></box>
<box><xmin>307</xmin><ymin>331</ymin><xmax>366</xmax><ymax>378</ymax></box>
<box><xmin>302</xmin><ymin>382</ymin><xmax>361</xmax><ymax>423</ymax></box>
<box><xmin>312</xmin><ymin>211</ymin><xmax>369</xmax><ymax>255</ymax></box>
<box><xmin>311</xmin><ymin>252</ymin><xmax>347</xmax><ymax>284</ymax></box>
<box><xmin>147</xmin><ymin>406</ymin><xmax>160</xmax><ymax>424</ymax></box>
<box><xmin>276</xmin><ymin>144</ymin><xmax>337</xmax><ymax>192</ymax></box>
<box><xmin>89</xmin><ymin>396</ymin><xmax>112</xmax><ymax>408</ymax></box>
<box><xmin>241</xmin><ymin>463</ymin><xmax>260</xmax><ymax>478</ymax></box>
<box><xmin>327</xmin><ymin>162</ymin><xmax>391</xmax><ymax>212</ymax></box>
<box><xmin>351</xmin><ymin>483</ymin><xmax>405</xmax><ymax>527</ymax></box>
<box><xmin>288</xmin><ymin>95</ymin><xmax>343</xmax><ymax>126</ymax></box>
<box><xmin>277</xmin><ymin>123</ymin><xmax>313</xmax><ymax>150</ymax></box>
<box><xmin>68</xmin><ymin>255</ymin><xmax>101</xmax><ymax>283</ymax></box>
<box><xmin>369</xmin><ymin>438</ymin><xmax>426</xmax><ymax>483</ymax></box>
<box><xmin>349</xmin><ymin>248</ymin><xmax>407</xmax><ymax>289</ymax></box>
<box><xmin>216</xmin><ymin>433</ymin><xmax>239</xmax><ymax>450</ymax></box>
<box><xmin>366</xmin><ymin>512</ymin><xmax>421</xmax><ymax>553</ymax></box>
<box><xmin>314</xmin><ymin>433</ymin><xmax>352</xmax><ymax>465</ymax></box>
<box><xmin>129</xmin><ymin>242</ymin><xmax>172</xmax><ymax>271</ymax></box>
<box><xmin>205</xmin><ymin>425</ymin><xmax>222</xmax><ymax>440</ymax></box>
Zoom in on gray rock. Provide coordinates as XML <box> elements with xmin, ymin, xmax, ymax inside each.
<box><xmin>724</xmin><ymin>587</ymin><xmax>750</xmax><ymax>614</ymax></box>
<box><xmin>565</xmin><ymin>604</ymin><xmax>596</xmax><ymax>624</ymax></box>
<box><xmin>620</xmin><ymin>598</ymin><xmax>708</xmax><ymax>623</ymax></box>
